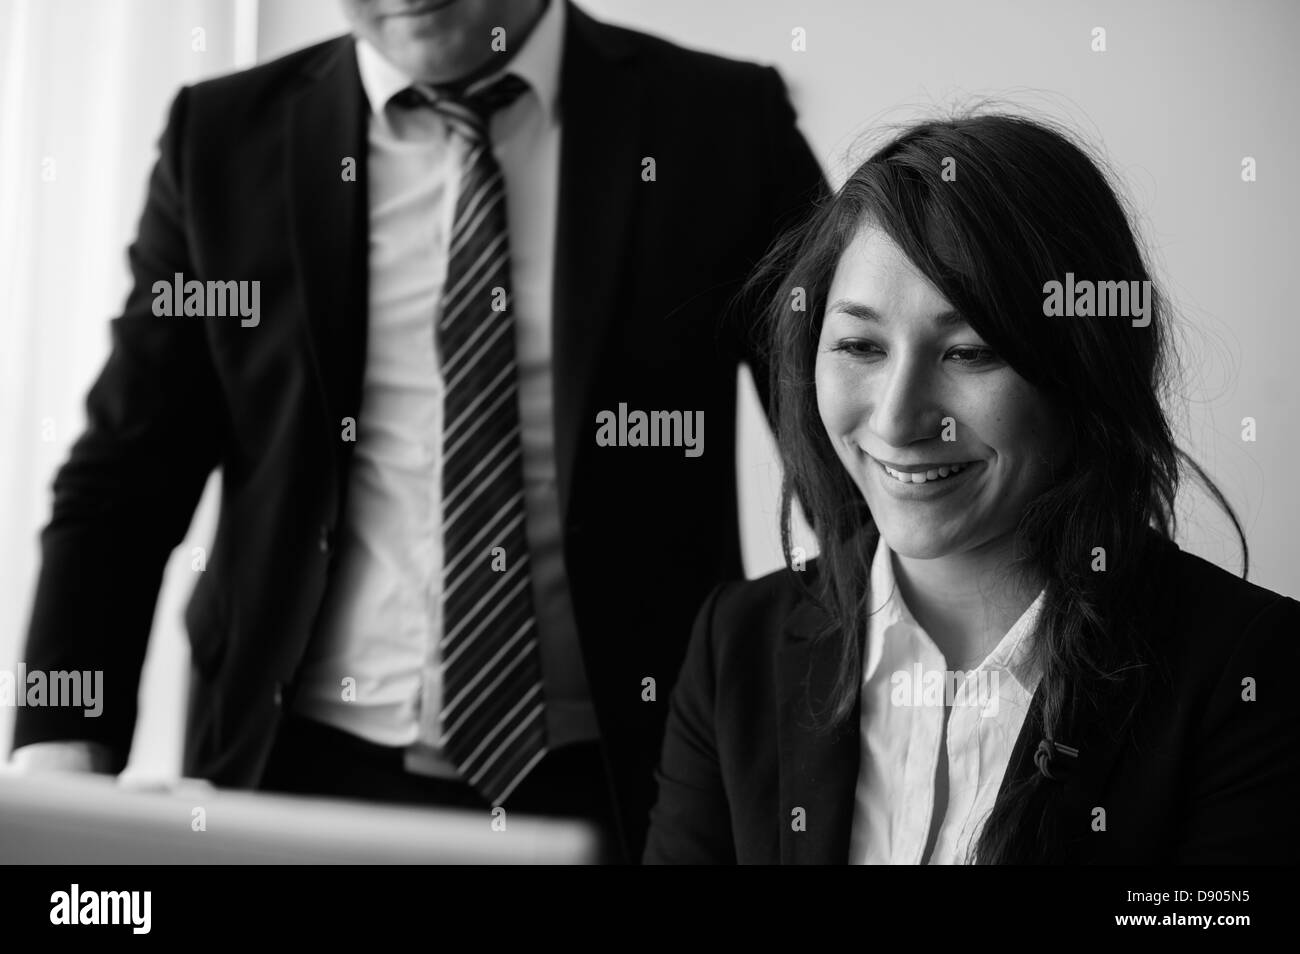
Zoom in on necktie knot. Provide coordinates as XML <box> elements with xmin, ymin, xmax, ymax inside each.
<box><xmin>392</xmin><ymin>73</ymin><xmax>530</xmax><ymax>143</ymax></box>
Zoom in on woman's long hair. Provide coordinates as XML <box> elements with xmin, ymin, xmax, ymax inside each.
<box><xmin>754</xmin><ymin>113</ymin><xmax>1247</xmax><ymax>864</ymax></box>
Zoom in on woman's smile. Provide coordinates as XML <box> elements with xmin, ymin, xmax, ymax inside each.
<box><xmin>867</xmin><ymin>453</ymin><xmax>985</xmax><ymax>500</ymax></box>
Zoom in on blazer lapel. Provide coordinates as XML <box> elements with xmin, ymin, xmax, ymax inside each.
<box><xmin>774</xmin><ymin>536</ymin><xmax>1181</xmax><ymax>865</ymax></box>
<box><xmin>551</xmin><ymin>3</ymin><xmax>644</xmax><ymax>526</ymax></box>
<box><xmin>285</xmin><ymin>37</ymin><xmax>370</xmax><ymax>470</ymax></box>
<box><xmin>1000</xmin><ymin>565</ymin><xmax>1180</xmax><ymax>863</ymax></box>
<box><xmin>997</xmin><ymin>676</ymin><xmax>1139</xmax><ymax>863</ymax></box>
<box><xmin>775</xmin><ymin>595</ymin><xmax>1131</xmax><ymax>866</ymax></box>
<box><xmin>776</xmin><ymin>599</ymin><xmax>861</xmax><ymax>864</ymax></box>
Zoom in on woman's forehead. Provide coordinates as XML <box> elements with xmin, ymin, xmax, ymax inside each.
<box><xmin>827</xmin><ymin>225</ymin><xmax>957</xmax><ymax>324</ymax></box>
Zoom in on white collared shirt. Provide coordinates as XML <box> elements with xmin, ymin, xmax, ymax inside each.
<box><xmin>290</xmin><ymin>0</ymin><xmax>600</xmax><ymax>777</ymax></box>
<box><xmin>849</xmin><ymin>537</ymin><xmax>1045</xmax><ymax>864</ymax></box>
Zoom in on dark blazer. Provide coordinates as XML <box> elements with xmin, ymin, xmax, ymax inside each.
<box><xmin>644</xmin><ymin>532</ymin><xmax>1300</xmax><ymax>863</ymax></box>
<box><xmin>13</xmin><ymin>2</ymin><xmax>825</xmax><ymax>863</ymax></box>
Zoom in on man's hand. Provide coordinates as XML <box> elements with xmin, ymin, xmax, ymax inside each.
<box><xmin>6</xmin><ymin>741</ymin><xmax>115</xmax><ymax>774</ymax></box>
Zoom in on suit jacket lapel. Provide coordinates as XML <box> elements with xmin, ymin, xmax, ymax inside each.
<box><xmin>776</xmin><ymin>599</ymin><xmax>861</xmax><ymax>864</ymax></box>
<box><xmin>286</xmin><ymin>37</ymin><xmax>370</xmax><ymax>470</ymax></box>
<box><xmin>999</xmin><ymin>539</ymin><xmax>1178</xmax><ymax>863</ymax></box>
<box><xmin>775</xmin><ymin>568</ymin><xmax>1137</xmax><ymax>865</ymax></box>
<box><xmin>775</xmin><ymin>536</ymin><xmax>1180</xmax><ymax>865</ymax></box>
<box><xmin>551</xmin><ymin>3</ymin><xmax>644</xmax><ymax>526</ymax></box>
<box><xmin>997</xmin><ymin>675</ymin><xmax>1139</xmax><ymax>862</ymax></box>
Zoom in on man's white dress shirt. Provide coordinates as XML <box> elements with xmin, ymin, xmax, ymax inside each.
<box><xmin>291</xmin><ymin>0</ymin><xmax>600</xmax><ymax>778</ymax></box>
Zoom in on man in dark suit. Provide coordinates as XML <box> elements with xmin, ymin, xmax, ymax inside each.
<box><xmin>10</xmin><ymin>0</ymin><xmax>824</xmax><ymax>863</ymax></box>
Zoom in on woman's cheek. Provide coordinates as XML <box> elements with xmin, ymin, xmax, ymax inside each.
<box><xmin>960</xmin><ymin>371</ymin><xmax>1035</xmax><ymax>446</ymax></box>
<box><xmin>815</xmin><ymin>360</ymin><xmax>863</xmax><ymax>442</ymax></box>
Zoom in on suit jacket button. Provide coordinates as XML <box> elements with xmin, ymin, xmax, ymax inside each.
<box><xmin>317</xmin><ymin>526</ymin><xmax>332</xmax><ymax>554</ymax></box>
<box><xmin>273</xmin><ymin>684</ymin><xmax>283</xmax><ymax>707</ymax></box>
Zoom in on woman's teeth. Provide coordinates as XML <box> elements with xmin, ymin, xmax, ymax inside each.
<box><xmin>882</xmin><ymin>462</ymin><xmax>969</xmax><ymax>484</ymax></box>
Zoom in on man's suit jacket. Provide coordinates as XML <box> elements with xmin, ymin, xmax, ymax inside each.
<box><xmin>643</xmin><ymin>532</ymin><xmax>1300</xmax><ymax>863</ymax></box>
<box><xmin>13</xmin><ymin>3</ymin><xmax>825</xmax><ymax>862</ymax></box>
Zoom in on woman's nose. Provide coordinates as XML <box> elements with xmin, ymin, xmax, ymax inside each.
<box><xmin>868</xmin><ymin>356</ymin><xmax>942</xmax><ymax>449</ymax></box>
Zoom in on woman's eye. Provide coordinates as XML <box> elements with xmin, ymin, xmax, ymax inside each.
<box><xmin>830</xmin><ymin>340</ymin><xmax>882</xmax><ymax>357</ymax></box>
<box><xmin>829</xmin><ymin>341</ymin><xmax>999</xmax><ymax>366</ymax></box>
<box><xmin>946</xmin><ymin>346</ymin><xmax>999</xmax><ymax>365</ymax></box>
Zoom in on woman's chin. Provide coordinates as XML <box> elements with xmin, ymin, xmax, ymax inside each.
<box><xmin>875</xmin><ymin>523</ymin><xmax>964</xmax><ymax>561</ymax></box>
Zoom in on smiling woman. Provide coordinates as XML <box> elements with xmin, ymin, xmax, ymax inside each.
<box><xmin>643</xmin><ymin>112</ymin><xmax>1300</xmax><ymax>865</ymax></box>
<box><xmin>815</xmin><ymin>226</ymin><xmax>1070</xmax><ymax>575</ymax></box>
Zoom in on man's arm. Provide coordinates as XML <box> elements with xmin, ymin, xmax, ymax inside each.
<box><xmin>11</xmin><ymin>86</ymin><xmax>224</xmax><ymax>771</ymax></box>
<box><xmin>742</xmin><ymin>66</ymin><xmax>828</xmax><ymax>421</ymax></box>
<box><xmin>7</xmin><ymin>741</ymin><xmax>115</xmax><ymax>774</ymax></box>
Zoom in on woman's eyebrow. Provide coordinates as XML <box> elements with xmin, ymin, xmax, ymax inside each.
<box><xmin>828</xmin><ymin>299</ymin><xmax>967</xmax><ymax>327</ymax></box>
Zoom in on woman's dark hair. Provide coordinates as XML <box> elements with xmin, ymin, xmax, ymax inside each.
<box><xmin>752</xmin><ymin>112</ymin><xmax>1247</xmax><ymax>864</ymax></box>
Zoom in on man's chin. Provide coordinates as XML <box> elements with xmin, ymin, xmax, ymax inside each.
<box><xmin>382</xmin><ymin>38</ymin><xmax>482</xmax><ymax>84</ymax></box>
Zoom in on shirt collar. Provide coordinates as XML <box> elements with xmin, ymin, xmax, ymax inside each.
<box><xmin>863</xmin><ymin>535</ymin><xmax>1046</xmax><ymax>694</ymax></box>
<box><xmin>354</xmin><ymin>0</ymin><xmax>564</xmax><ymax>121</ymax></box>
<box><xmin>990</xmin><ymin>587</ymin><xmax>1046</xmax><ymax>694</ymax></box>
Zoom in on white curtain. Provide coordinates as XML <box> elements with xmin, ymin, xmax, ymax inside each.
<box><xmin>0</xmin><ymin>0</ymin><xmax>259</xmax><ymax>774</ymax></box>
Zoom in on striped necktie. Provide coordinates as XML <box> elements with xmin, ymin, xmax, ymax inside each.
<box><xmin>397</xmin><ymin>74</ymin><xmax>548</xmax><ymax>806</ymax></box>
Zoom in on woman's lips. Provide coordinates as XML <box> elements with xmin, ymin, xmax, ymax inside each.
<box><xmin>870</xmin><ymin>455</ymin><xmax>983</xmax><ymax>497</ymax></box>
<box><xmin>880</xmin><ymin>460</ymin><xmax>973</xmax><ymax>483</ymax></box>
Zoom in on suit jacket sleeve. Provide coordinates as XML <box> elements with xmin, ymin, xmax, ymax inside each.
<box><xmin>740</xmin><ymin>66</ymin><xmax>827</xmax><ymax>420</ymax></box>
<box><xmin>643</xmin><ymin>582</ymin><xmax>738</xmax><ymax>864</ymax></box>
<box><xmin>12</xmin><ymin>87</ymin><xmax>223</xmax><ymax>768</ymax></box>
<box><xmin>1174</xmin><ymin>595</ymin><xmax>1300</xmax><ymax>863</ymax></box>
